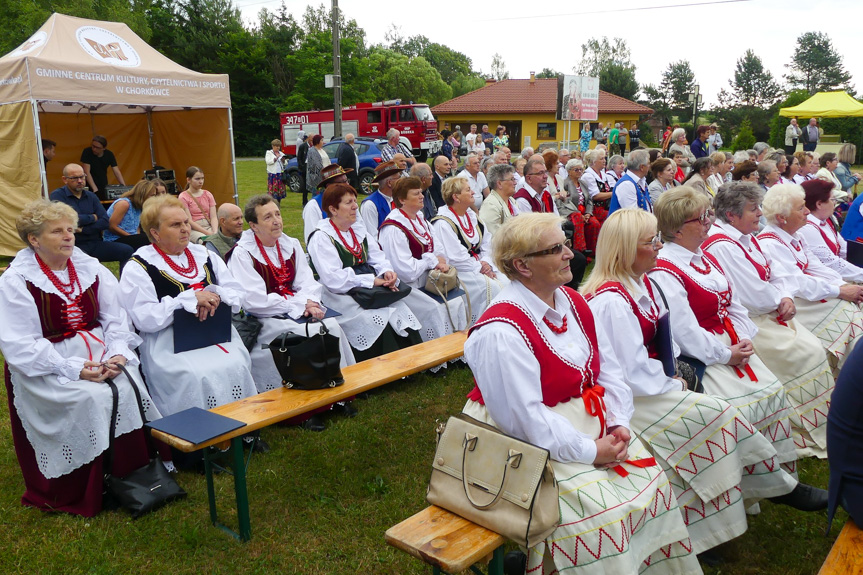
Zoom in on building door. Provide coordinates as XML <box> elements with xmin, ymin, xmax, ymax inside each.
<box><xmin>501</xmin><ymin>121</ymin><xmax>522</xmax><ymax>153</ymax></box>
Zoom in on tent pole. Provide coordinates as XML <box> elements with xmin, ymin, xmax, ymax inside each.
<box><xmin>146</xmin><ymin>107</ymin><xmax>156</xmax><ymax>168</ymax></box>
<box><xmin>31</xmin><ymin>100</ymin><xmax>48</xmax><ymax>198</ymax></box>
<box><xmin>228</xmin><ymin>108</ymin><xmax>239</xmax><ymax>206</ymax></box>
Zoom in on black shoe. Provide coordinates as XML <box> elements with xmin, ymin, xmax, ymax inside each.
<box><xmin>697</xmin><ymin>549</ymin><xmax>724</xmax><ymax>567</ymax></box>
<box><xmin>251</xmin><ymin>436</ymin><xmax>271</xmax><ymax>453</ymax></box>
<box><xmin>768</xmin><ymin>482</ymin><xmax>828</xmax><ymax>511</ymax></box>
<box><xmin>503</xmin><ymin>550</ymin><xmax>526</xmax><ymax>575</ymax></box>
<box><xmin>332</xmin><ymin>401</ymin><xmax>358</xmax><ymax>418</ymax></box>
<box><xmin>301</xmin><ymin>414</ymin><xmax>326</xmax><ymax>432</ymax></box>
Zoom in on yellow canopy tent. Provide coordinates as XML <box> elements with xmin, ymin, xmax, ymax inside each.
<box><xmin>779</xmin><ymin>91</ymin><xmax>863</xmax><ymax>118</ymax></box>
<box><xmin>0</xmin><ymin>13</ymin><xmax>239</xmax><ymax>256</ymax></box>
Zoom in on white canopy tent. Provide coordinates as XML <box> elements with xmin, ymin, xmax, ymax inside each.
<box><xmin>0</xmin><ymin>13</ymin><xmax>238</xmax><ymax>256</ymax></box>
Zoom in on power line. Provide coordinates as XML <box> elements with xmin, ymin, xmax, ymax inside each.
<box><xmin>481</xmin><ymin>0</ymin><xmax>751</xmax><ymax>22</ymax></box>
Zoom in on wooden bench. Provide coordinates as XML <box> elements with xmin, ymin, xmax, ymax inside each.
<box><xmin>149</xmin><ymin>331</ymin><xmax>467</xmax><ymax>541</ymax></box>
<box><xmin>386</xmin><ymin>506</ymin><xmax>505</xmax><ymax>575</ymax></box>
<box><xmin>819</xmin><ymin>520</ymin><xmax>863</xmax><ymax>574</ymax></box>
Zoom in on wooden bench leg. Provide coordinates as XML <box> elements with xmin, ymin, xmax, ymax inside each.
<box><xmin>203</xmin><ymin>436</ymin><xmax>252</xmax><ymax>542</ymax></box>
<box><xmin>430</xmin><ymin>545</ymin><xmax>504</xmax><ymax>575</ymax></box>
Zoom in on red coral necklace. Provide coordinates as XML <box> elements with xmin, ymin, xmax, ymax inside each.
<box><xmin>153</xmin><ymin>244</ymin><xmax>199</xmax><ymax>279</ymax></box>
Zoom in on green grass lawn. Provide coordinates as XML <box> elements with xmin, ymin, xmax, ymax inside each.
<box><xmin>0</xmin><ymin>160</ymin><xmax>848</xmax><ymax>574</ymax></box>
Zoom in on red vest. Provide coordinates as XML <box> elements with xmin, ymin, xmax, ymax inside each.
<box><xmin>513</xmin><ymin>187</ymin><xmax>552</xmax><ymax>213</ymax></box>
<box><xmin>25</xmin><ymin>279</ymin><xmax>101</xmax><ymax>343</ymax></box>
<box><xmin>466</xmin><ymin>287</ymin><xmax>601</xmax><ymax>408</ymax></box>
<box><xmin>586</xmin><ymin>281</ymin><xmax>659</xmax><ymax>357</ymax></box>
<box><xmin>379</xmin><ymin>219</ymin><xmax>434</xmax><ymax>260</ymax></box>
<box><xmin>805</xmin><ymin>219</ymin><xmax>840</xmax><ymax>256</ymax></box>
<box><xmin>651</xmin><ymin>256</ymin><xmax>733</xmax><ymax>337</ymax></box>
<box><xmin>758</xmin><ymin>231</ymin><xmax>809</xmax><ymax>273</ymax></box>
<box><xmin>703</xmin><ymin>231</ymin><xmax>771</xmax><ymax>282</ymax></box>
<box><xmin>251</xmin><ymin>251</ymin><xmax>297</xmax><ymax>296</ymax></box>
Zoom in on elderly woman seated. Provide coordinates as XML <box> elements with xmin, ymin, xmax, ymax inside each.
<box><xmin>308</xmin><ymin>183</ymin><xmax>426</xmax><ymax>361</ymax></box>
<box><xmin>477</xmin><ymin>163</ymin><xmax>520</xmax><ymax>235</ymax></box>
<box><xmin>649</xmin><ymin>186</ymin><xmax>826</xmax><ymax>511</ymax></box>
<box><xmin>703</xmin><ymin>182</ymin><xmax>836</xmax><ymax>458</ymax></box>
<box><xmin>757</xmin><ymin>184</ymin><xmax>863</xmax><ymax>371</ymax></box>
<box><xmin>0</xmin><ymin>200</ymin><xmax>160</xmax><ymax>516</ymax></box>
<box><xmin>118</xmin><ymin>195</ymin><xmax>258</xmax><ymax>462</ymax></box>
<box><xmin>431</xmin><ymin>177</ymin><xmax>507</xmax><ymax>324</ymax></box>
<box><xmin>797</xmin><ymin>178</ymin><xmax>863</xmax><ymax>282</ymax></box>
<box><xmin>582</xmin><ymin>208</ymin><xmax>785</xmax><ymax>556</ymax></box>
<box><xmin>463</xmin><ymin>212</ymin><xmax>700</xmax><ymax>574</ymax></box>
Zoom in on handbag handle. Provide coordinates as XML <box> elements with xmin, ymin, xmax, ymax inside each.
<box><xmin>104</xmin><ymin>364</ymin><xmax>156</xmax><ymax>477</ymax></box>
<box><xmin>460</xmin><ymin>433</ymin><xmax>521</xmax><ymax>510</ymax></box>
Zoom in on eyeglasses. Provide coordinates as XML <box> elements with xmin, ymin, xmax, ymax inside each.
<box><xmin>642</xmin><ymin>233</ymin><xmax>663</xmax><ymax>249</ymax></box>
<box><xmin>65</xmin><ymin>175</ymin><xmax>86</xmax><ymax>180</ymax></box>
<box><xmin>524</xmin><ymin>239</ymin><xmax>572</xmax><ymax>258</ymax></box>
<box><xmin>526</xmin><ymin>170</ymin><xmax>548</xmax><ymax>177</ymax></box>
<box><xmin>681</xmin><ymin>210</ymin><xmax>714</xmax><ymax>227</ymax></box>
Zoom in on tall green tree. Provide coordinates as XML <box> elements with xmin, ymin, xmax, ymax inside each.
<box><xmin>657</xmin><ymin>60</ymin><xmax>697</xmax><ymax>121</ymax></box>
<box><xmin>366</xmin><ymin>48</ymin><xmax>451</xmax><ymax>106</ymax></box>
<box><xmin>599</xmin><ymin>62</ymin><xmax>639</xmax><ymax>101</ymax></box>
<box><xmin>724</xmin><ymin>50</ymin><xmax>782</xmax><ymax>108</ymax></box>
<box><xmin>536</xmin><ymin>68</ymin><xmax>561</xmax><ymax>79</ymax></box>
<box><xmin>784</xmin><ymin>31</ymin><xmax>854</xmax><ymax>94</ymax></box>
<box><xmin>490</xmin><ymin>53</ymin><xmax>509</xmax><ymax>81</ymax></box>
<box><xmin>573</xmin><ymin>37</ymin><xmax>639</xmax><ymax>100</ymax></box>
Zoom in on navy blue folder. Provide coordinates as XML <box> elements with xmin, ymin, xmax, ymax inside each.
<box><xmin>653</xmin><ymin>312</ymin><xmax>676</xmax><ymax>377</ymax></box>
<box><xmin>173</xmin><ymin>302</ymin><xmax>232</xmax><ymax>353</ymax></box>
<box><xmin>283</xmin><ymin>307</ymin><xmax>342</xmax><ymax>324</ymax></box>
<box><xmin>420</xmin><ymin>287</ymin><xmax>466</xmax><ymax>304</ymax></box>
<box><xmin>847</xmin><ymin>240</ymin><xmax>863</xmax><ymax>268</ymax></box>
<box><xmin>146</xmin><ymin>407</ymin><xmax>246</xmax><ymax>445</ymax></box>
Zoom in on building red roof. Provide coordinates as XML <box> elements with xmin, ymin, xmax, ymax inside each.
<box><xmin>432</xmin><ymin>78</ymin><xmax>653</xmax><ymax>115</ymax></box>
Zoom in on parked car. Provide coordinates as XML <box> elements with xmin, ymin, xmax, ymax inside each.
<box><xmin>284</xmin><ymin>137</ymin><xmax>384</xmax><ymax>194</ymax></box>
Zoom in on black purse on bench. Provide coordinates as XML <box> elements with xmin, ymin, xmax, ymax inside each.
<box><xmin>263</xmin><ymin>319</ymin><xmax>344</xmax><ymax>389</ymax></box>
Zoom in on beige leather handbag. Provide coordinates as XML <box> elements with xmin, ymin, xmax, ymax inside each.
<box><xmin>426</xmin><ymin>413</ymin><xmax>560</xmax><ymax>548</ymax></box>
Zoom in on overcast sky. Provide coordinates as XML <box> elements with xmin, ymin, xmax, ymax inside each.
<box><xmin>237</xmin><ymin>0</ymin><xmax>861</xmax><ymax>108</ymax></box>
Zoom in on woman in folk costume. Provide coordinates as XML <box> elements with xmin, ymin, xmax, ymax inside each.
<box><xmin>307</xmin><ymin>183</ymin><xmax>425</xmax><ymax>361</ymax></box>
<box><xmin>118</xmin><ymin>196</ymin><xmax>257</xmax><ymax>430</ymax></box>
<box><xmin>582</xmin><ymin>208</ymin><xmax>786</xmax><ymax>556</ymax></box>
<box><xmin>703</xmin><ymin>182</ymin><xmax>836</xmax><ymax>458</ymax></box>
<box><xmin>757</xmin><ymin>184</ymin><xmax>863</xmax><ymax>371</ymax></box>
<box><xmin>463</xmin><ymin>212</ymin><xmax>702</xmax><ymax>575</ymax></box>
<box><xmin>648</xmin><ymin>187</ymin><xmax>827</xmax><ymax>512</ymax></box>
<box><xmin>798</xmin><ymin>178</ymin><xmax>863</xmax><ymax>282</ymax></box>
<box><xmin>378</xmin><ymin>177</ymin><xmax>468</xmax><ymax>339</ymax></box>
<box><xmin>431</xmin><ymin>177</ymin><xmax>507</xmax><ymax>324</ymax></box>
<box><xmin>0</xmin><ymin>200</ymin><xmax>161</xmax><ymax>516</ymax></box>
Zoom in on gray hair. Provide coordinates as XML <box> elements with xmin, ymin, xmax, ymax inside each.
<box><xmin>757</xmin><ymin>160</ymin><xmax>777</xmax><ymax>185</ymax></box>
<box><xmin>762</xmin><ymin>183</ymin><xmax>805</xmax><ymax>226</ymax></box>
<box><xmin>480</xmin><ymin>156</ymin><xmax>495</xmax><ymax>173</ymax></box>
<box><xmin>608</xmin><ymin>155</ymin><xmax>625</xmax><ymax>170</ymax></box>
<box><xmin>521</xmin><ymin>147</ymin><xmax>534</xmax><ymax>157</ymax></box>
<box><xmin>565</xmin><ymin>158</ymin><xmax>585</xmax><ymax>171</ymax></box>
<box><xmin>732</xmin><ymin>151</ymin><xmax>750</xmax><ymax>163</ymax></box>
<box><xmin>410</xmin><ymin>162</ymin><xmax>431</xmax><ymax>178</ymax></box>
<box><xmin>493</xmin><ymin>151</ymin><xmax>508</xmax><ymax>164</ymax></box>
<box><xmin>713</xmin><ymin>181</ymin><xmax>764</xmax><ymax>223</ymax></box>
<box><xmin>559</xmin><ymin>148</ymin><xmax>570</xmax><ymax>156</ymax></box>
<box><xmin>386</xmin><ymin>128</ymin><xmax>400</xmax><ymax>139</ymax></box>
<box><xmin>626</xmin><ymin>149</ymin><xmax>650</xmax><ymax>172</ymax></box>
<box><xmin>671</xmin><ymin>128</ymin><xmax>686</xmax><ymax>142</ymax></box>
<box><xmin>584</xmin><ymin>148</ymin><xmax>606</xmax><ymax>166</ymax></box>
<box><xmin>487</xmin><ymin>163</ymin><xmax>515</xmax><ymax>191</ymax></box>
<box><xmin>753</xmin><ymin>142</ymin><xmax>770</xmax><ymax>155</ymax></box>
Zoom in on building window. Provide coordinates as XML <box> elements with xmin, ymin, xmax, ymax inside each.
<box><xmin>537</xmin><ymin>123</ymin><xmax>557</xmax><ymax>140</ymax></box>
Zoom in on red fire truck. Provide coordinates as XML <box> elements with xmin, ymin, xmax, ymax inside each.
<box><xmin>279</xmin><ymin>99</ymin><xmax>441</xmax><ymax>160</ymax></box>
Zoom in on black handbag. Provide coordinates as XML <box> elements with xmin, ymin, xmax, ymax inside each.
<box><xmin>347</xmin><ymin>283</ymin><xmax>412</xmax><ymax>309</ymax></box>
<box><xmin>232</xmin><ymin>310</ymin><xmax>262</xmax><ymax>352</ymax></box>
<box><xmin>103</xmin><ymin>366</ymin><xmax>187</xmax><ymax>518</ymax></box>
<box><xmin>263</xmin><ymin>320</ymin><xmax>344</xmax><ymax>389</ymax></box>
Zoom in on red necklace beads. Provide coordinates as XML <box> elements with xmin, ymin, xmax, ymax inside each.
<box><xmin>690</xmin><ymin>256</ymin><xmax>711</xmax><ymax>275</ymax></box>
<box><xmin>254</xmin><ymin>234</ymin><xmax>295</xmax><ymax>295</ymax></box>
<box><xmin>153</xmin><ymin>244</ymin><xmax>199</xmax><ymax>279</ymax></box>
<box><xmin>330</xmin><ymin>219</ymin><xmax>364</xmax><ymax>261</ymax></box>
<box><xmin>399</xmin><ymin>209</ymin><xmax>432</xmax><ymax>243</ymax></box>
<box><xmin>543</xmin><ymin>315</ymin><xmax>568</xmax><ymax>334</ymax></box>
<box><xmin>36</xmin><ymin>253</ymin><xmax>81</xmax><ymax>299</ymax></box>
<box><xmin>456</xmin><ymin>211</ymin><xmax>475</xmax><ymax>236</ymax></box>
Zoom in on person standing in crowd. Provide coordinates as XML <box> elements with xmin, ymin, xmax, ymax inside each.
<box><xmin>265</xmin><ymin>139</ymin><xmax>287</xmax><ymax>206</ymax></box>
<box><xmin>80</xmin><ymin>136</ymin><xmax>125</xmax><ymax>201</ymax></box>
<box><xmin>628</xmin><ymin>122</ymin><xmax>641</xmax><ymax>150</ymax></box>
<box><xmin>669</xmin><ymin>128</ymin><xmax>696</xmax><ymax>169</ymax></box>
<box><xmin>579</xmin><ymin>123</ymin><xmax>592</xmax><ymax>154</ymax></box>
<box><xmin>296</xmin><ymin>131</ymin><xmax>309</xmax><ymax>197</ymax></box>
<box><xmin>465</xmin><ymin>124</ymin><xmax>478</xmax><ymax>153</ymax></box>
<box><xmin>305</xmin><ymin>135</ymin><xmax>330</xmax><ymax>206</ymax></box>
<box><xmin>455</xmin><ymin>153</ymin><xmax>489</xmax><ymax>210</ymax></box>
<box><xmin>785</xmin><ymin>118</ymin><xmax>803</xmax><ymax>154</ymax></box>
<box><xmin>660</xmin><ymin>124</ymin><xmax>674</xmax><ymax>153</ymax></box>
<box><xmin>335</xmin><ymin>133</ymin><xmax>360</xmax><ymax>190</ymax></box>
<box><xmin>801</xmin><ymin>118</ymin><xmax>822</xmax><ymax>152</ymax></box>
<box><xmin>608</xmin><ymin>123</ymin><xmax>620</xmax><ymax>156</ymax></box>
<box><xmin>492</xmin><ymin>125</ymin><xmax>508</xmax><ymax>152</ymax></box>
<box><xmin>202</xmin><ymin>203</ymin><xmax>245</xmax><ymax>261</ymax></box>
<box><xmin>618</xmin><ymin>125</ymin><xmax>627</xmax><ymax>156</ymax></box>
<box><xmin>42</xmin><ymin>138</ymin><xmax>56</xmax><ymax>166</ymax></box>
<box><xmin>593</xmin><ymin>122</ymin><xmax>606</xmax><ymax>146</ymax></box>
<box><xmin>690</xmin><ymin>125</ymin><xmax>710</xmax><ymax>159</ymax></box>
<box><xmin>178</xmin><ymin>166</ymin><xmax>218</xmax><ymax>244</ymax></box>
<box><xmin>381</xmin><ymin>129</ymin><xmax>416</xmax><ymax>175</ymax></box>
<box><xmin>50</xmin><ymin>163</ymin><xmax>133</xmax><ymax>265</ymax></box>
<box><xmin>480</xmin><ymin>124</ymin><xmax>493</xmax><ymax>154</ymax></box>
<box><xmin>706</xmin><ymin>124</ymin><xmax>723</xmax><ymax>154</ymax></box>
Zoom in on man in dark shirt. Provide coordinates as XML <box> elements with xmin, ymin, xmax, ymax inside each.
<box><xmin>80</xmin><ymin>135</ymin><xmax>125</xmax><ymax>201</ymax></box>
<box><xmin>296</xmin><ymin>131</ymin><xmax>309</xmax><ymax>194</ymax></box>
<box><xmin>49</xmin><ymin>163</ymin><xmax>133</xmax><ymax>265</ymax></box>
<box><xmin>42</xmin><ymin>138</ymin><xmax>56</xmax><ymax>165</ymax></box>
<box><xmin>335</xmin><ymin>133</ymin><xmax>360</xmax><ymax>190</ymax></box>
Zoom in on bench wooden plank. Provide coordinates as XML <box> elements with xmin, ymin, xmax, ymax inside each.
<box><xmin>385</xmin><ymin>506</ymin><xmax>506</xmax><ymax>574</ymax></box>
<box><xmin>150</xmin><ymin>331</ymin><xmax>467</xmax><ymax>452</ymax></box>
<box><xmin>819</xmin><ymin>520</ymin><xmax>863</xmax><ymax>575</ymax></box>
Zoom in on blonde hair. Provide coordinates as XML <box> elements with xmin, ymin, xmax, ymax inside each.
<box><xmin>491</xmin><ymin>212</ymin><xmax>564</xmax><ymax>281</ymax></box>
<box><xmin>139</xmin><ymin>195</ymin><xmax>186</xmax><ymax>242</ymax></box>
<box><xmin>122</xmin><ymin>179</ymin><xmax>157</xmax><ymax>211</ymax></box>
<box><xmin>442</xmin><ymin>176</ymin><xmax>468</xmax><ymax>206</ymax></box>
<box><xmin>762</xmin><ymin>183</ymin><xmax>805</xmax><ymax>226</ymax></box>
<box><xmin>654</xmin><ymin>186</ymin><xmax>711</xmax><ymax>242</ymax></box>
<box><xmin>581</xmin><ymin>209</ymin><xmax>658</xmax><ymax>295</ymax></box>
<box><xmin>16</xmin><ymin>200</ymin><xmax>78</xmax><ymax>245</ymax></box>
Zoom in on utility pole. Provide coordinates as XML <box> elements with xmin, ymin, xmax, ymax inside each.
<box><xmin>688</xmin><ymin>84</ymin><xmax>702</xmax><ymax>126</ymax></box>
<box><xmin>332</xmin><ymin>0</ymin><xmax>342</xmax><ymax>139</ymax></box>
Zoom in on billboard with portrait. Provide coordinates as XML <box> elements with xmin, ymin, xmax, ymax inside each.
<box><xmin>557</xmin><ymin>75</ymin><xmax>599</xmax><ymax>121</ymax></box>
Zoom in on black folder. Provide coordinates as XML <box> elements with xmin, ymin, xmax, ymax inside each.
<box><xmin>173</xmin><ymin>302</ymin><xmax>232</xmax><ymax>353</ymax></box>
<box><xmin>847</xmin><ymin>240</ymin><xmax>863</xmax><ymax>268</ymax></box>
<box><xmin>420</xmin><ymin>287</ymin><xmax>466</xmax><ymax>304</ymax></box>
<box><xmin>653</xmin><ymin>312</ymin><xmax>676</xmax><ymax>377</ymax></box>
<box><xmin>146</xmin><ymin>407</ymin><xmax>246</xmax><ymax>445</ymax></box>
<box><xmin>285</xmin><ymin>307</ymin><xmax>342</xmax><ymax>324</ymax></box>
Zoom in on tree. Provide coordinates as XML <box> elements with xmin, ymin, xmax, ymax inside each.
<box><xmin>366</xmin><ymin>48</ymin><xmax>451</xmax><ymax>106</ymax></box>
<box><xmin>599</xmin><ymin>62</ymin><xmax>639</xmax><ymax>101</ymax></box>
<box><xmin>641</xmin><ymin>83</ymin><xmax>671</xmax><ymax>121</ymax></box>
<box><xmin>490</xmin><ymin>53</ymin><xmax>509</xmax><ymax>81</ymax></box>
<box><xmin>785</xmin><ymin>32</ymin><xmax>854</xmax><ymax>94</ymax></box>
<box><xmin>536</xmin><ymin>68</ymin><xmax>561</xmax><ymax>79</ymax></box>
<box><xmin>659</xmin><ymin>60</ymin><xmax>696</xmax><ymax>121</ymax></box>
<box><xmin>575</xmin><ymin>37</ymin><xmax>631</xmax><ymax>77</ymax></box>
<box><xmin>726</xmin><ymin>50</ymin><xmax>782</xmax><ymax>108</ymax></box>
<box><xmin>731</xmin><ymin>118</ymin><xmax>756</xmax><ymax>152</ymax></box>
